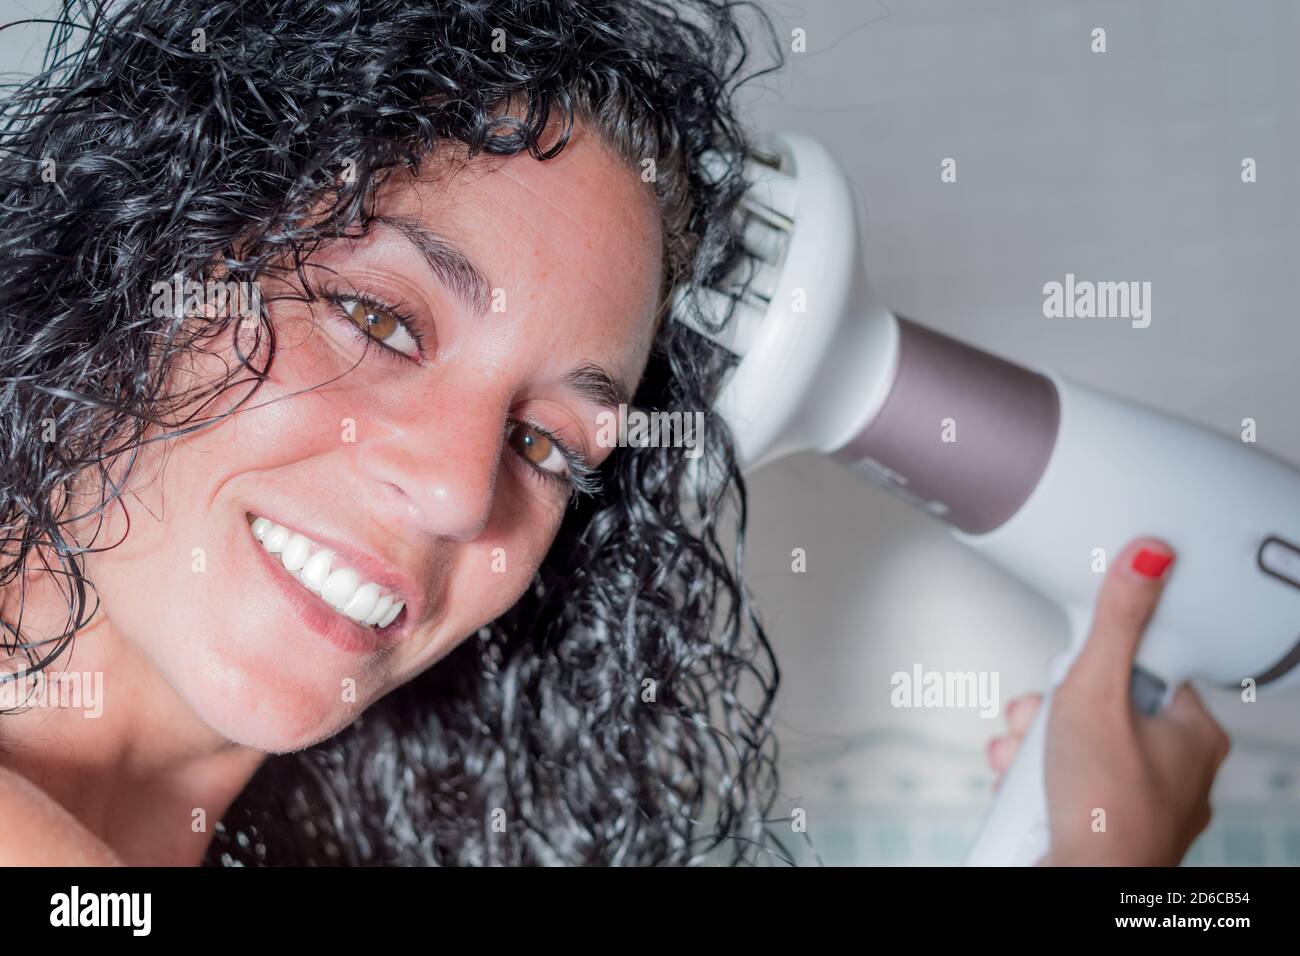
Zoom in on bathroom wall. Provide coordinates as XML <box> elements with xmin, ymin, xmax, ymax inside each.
<box><xmin>737</xmin><ymin>0</ymin><xmax>1300</xmax><ymax>864</ymax></box>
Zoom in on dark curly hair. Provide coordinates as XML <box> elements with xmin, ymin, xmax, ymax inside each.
<box><xmin>0</xmin><ymin>0</ymin><xmax>787</xmax><ymax>865</ymax></box>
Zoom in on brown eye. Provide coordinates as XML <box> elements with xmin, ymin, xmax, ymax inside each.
<box><xmin>508</xmin><ymin>422</ymin><xmax>567</xmax><ymax>476</ymax></box>
<box><xmin>341</xmin><ymin>298</ymin><xmax>397</xmax><ymax>338</ymax></box>
<box><xmin>335</xmin><ymin>297</ymin><xmax>420</xmax><ymax>358</ymax></box>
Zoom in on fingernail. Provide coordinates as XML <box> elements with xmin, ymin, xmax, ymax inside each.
<box><xmin>1131</xmin><ymin>547</ymin><xmax>1174</xmax><ymax>579</ymax></box>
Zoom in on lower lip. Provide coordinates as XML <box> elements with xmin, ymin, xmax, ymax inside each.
<box><xmin>246</xmin><ymin>522</ymin><xmax>405</xmax><ymax>656</ymax></box>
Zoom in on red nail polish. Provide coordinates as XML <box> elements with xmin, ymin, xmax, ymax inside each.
<box><xmin>1132</xmin><ymin>548</ymin><xmax>1173</xmax><ymax>578</ymax></box>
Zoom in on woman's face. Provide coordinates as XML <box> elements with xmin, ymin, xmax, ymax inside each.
<box><xmin>75</xmin><ymin>125</ymin><xmax>665</xmax><ymax>752</ymax></box>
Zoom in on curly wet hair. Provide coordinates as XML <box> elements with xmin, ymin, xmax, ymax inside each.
<box><xmin>0</xmin><ymin>0</ymin><xmax>787</xmax><ymax>865</ymax></box>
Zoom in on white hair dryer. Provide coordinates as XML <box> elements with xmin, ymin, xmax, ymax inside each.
<box><xmin>675</xmin><ymin>132</ymin><xmax>1300</xmax><ymax>865</ymax></box>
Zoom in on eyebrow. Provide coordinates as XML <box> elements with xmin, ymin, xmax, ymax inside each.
<box><xmin>373</xmin><ymin>215</ymin><xmax>631</xmax><ymax>413</ymax></box>
<box><xmin>373</xmin><ymin>214</ymin><xmax>492</xmax><ymax>317</ymax></box>
<box><xmin>563</xmin><ymin>362</ymin><xmax>630</xmax><ymax>412</ymax></box>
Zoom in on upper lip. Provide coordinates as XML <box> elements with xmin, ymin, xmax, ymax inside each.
<box><xmin>246</xmin><ymin>510</ymin><xmax>426</xmax><ymax>629</ymax></box>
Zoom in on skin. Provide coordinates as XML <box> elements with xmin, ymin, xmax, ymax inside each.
<box><xmin>986</xmin><ymin>537</ymin><xmax>1232</xmax><ymax>865</ymax></box>
<box><xmin>0</xmin><ymin>120</ymin><xmax>664</xmax><ymax>865</ymax></box>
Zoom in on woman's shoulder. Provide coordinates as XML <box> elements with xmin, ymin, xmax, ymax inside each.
<box><xmin>0</xmin><ymin>764</ymin><xmax>124</xmax><ymax>866</ymax></box>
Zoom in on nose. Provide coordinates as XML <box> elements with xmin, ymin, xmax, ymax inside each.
<box><xmin>356</xmin><ymin>391</ymin><xmax>504</xmax><ymax>542</ymax></box>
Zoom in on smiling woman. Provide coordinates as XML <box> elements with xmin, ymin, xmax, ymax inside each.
<box><xmin>0</xmin><ymin>0</ymin><xmax>784</xmax><ymax>865</ymax></box>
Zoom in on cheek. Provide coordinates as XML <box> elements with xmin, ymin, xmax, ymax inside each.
<box><xmin>72</xmin><ymin>430</ymin><xmax>212</xmax><ymax>632</ymax></box>
<box><xmin>480</xmin><ymin>478</ymin><xmax>569</xmax><ymax>617</ymax></box>
<box><xmin>408</xmin><ymin>506</ymin><xmax>564</xmax><ymax>668</ymax></box>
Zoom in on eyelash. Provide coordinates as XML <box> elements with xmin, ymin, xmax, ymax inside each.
<box><xmin>317</xmin><ymin>285</ymin><xmax>601</xmax><ymax>502</ymax></box>
<box><xmin>513</xmin><ymin>418</ymin><xmax>604</xmax><ymax>501</ymax></box>
<box><xmin>318</xmin><ymin>286</ymin><xmax>428</xmax><ymax>364</ymax></box>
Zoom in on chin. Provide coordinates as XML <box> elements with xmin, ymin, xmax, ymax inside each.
<box><xmin>134</xmin><ymin>582</ymin><xmax>388</xmax><ymax>753</ymax></box>
<box><xmin>176</xmin><ymin>635</ymin><xmax>373</xmax><ymax>754</ymax></box>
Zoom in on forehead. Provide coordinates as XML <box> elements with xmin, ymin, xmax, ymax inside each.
<box><xmin>372</xmin><ymin>124</ymin><xmax>665</xmax><ymax>381</ymax></box>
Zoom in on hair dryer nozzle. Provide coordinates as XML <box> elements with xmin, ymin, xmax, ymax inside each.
<box><xmin>673</xmin><ymin>132</ymin><xmax>899</xmax><ymax>472</ymax></box>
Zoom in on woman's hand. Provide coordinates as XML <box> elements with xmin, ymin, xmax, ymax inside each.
<box><xmin>985</xmin><ymin>538</ymin><xmax>1231</xmax><ymax>866</ymax></box>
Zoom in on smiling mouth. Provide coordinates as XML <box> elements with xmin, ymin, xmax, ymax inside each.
<box><xmin>246</xmin><ymin>514</ymin><xmax>406</xmax><ymax>630</ymax></box>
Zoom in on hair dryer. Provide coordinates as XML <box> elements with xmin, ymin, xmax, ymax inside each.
<box><xmin>675</xmin><ymin>131</ymin><xmax>1300</xmax><ymax>865</ymax></box>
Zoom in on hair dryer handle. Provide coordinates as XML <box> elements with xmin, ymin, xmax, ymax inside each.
<box><xmin>964</xmin><ymin>681</ymin><xmax>1055</xmax><ymax>866</ymax></box>
<box><xmin>965</xmin><ymin>629</ymin><xmax>1177</xmax><ymax>865</ymax></box>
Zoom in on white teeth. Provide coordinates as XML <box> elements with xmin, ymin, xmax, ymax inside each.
<box><xmin>281</xmin><ymin>534</ymin><xmax>312</xmax><ymax>572</ymax></box>
<box><xmin>377</xmin><ymin>600</ymin><xmax>404</xmax><ymax>629</ymax></box>
<box><xmin>343</xmin><ymin>582</ymin><xmax>381</xmax><ymax>623</ymax></box>
<box><xmin>301</xmin><ymin>548</ymin><xmax>332</xmax><ymax>592</ymax></box>
<box><xmin>364</xmin><ymin>591</ymin><xmax>393</xmax><ymax>627</ymax></box>
<box><xmin>263</xmin><ymin>524</ymin><xmax>291</xmax><ymax>554</ymax></box>
<box><xmin>247</xmin><ymin>514</ymin><xmax>405</xmax><ymax>630</ymax></box>
<box><xmin>322</xmin><ymin>567</ymin><xmax>361</xmax><ymax>610</ymax></box>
